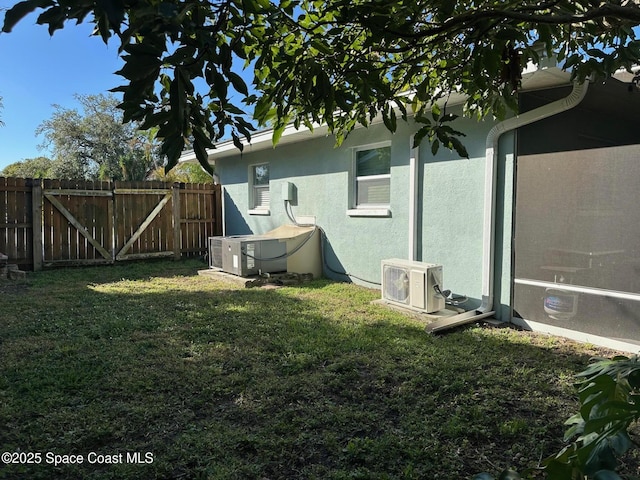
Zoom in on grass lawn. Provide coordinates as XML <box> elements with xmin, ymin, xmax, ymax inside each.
<box><xmin>0</xmin><ymin>259</ymin><xmax>637</xmax><ymax>479</ymax></box>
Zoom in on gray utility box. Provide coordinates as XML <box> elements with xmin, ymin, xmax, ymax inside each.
<box><xmin>209</xmin><ymin>235</ymin><xmax>255</xmax><ymax>269</ymax></box>
<box><xmin>221</xmin><ymin>236</ymin><xmax>287</xmax><ymax>277</ymax></box>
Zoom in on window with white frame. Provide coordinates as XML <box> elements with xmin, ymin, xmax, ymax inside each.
<box><xmin>354</xmin><ymin>143</ymin><xmax>391</xmax><ymax>208</ymax></box>
<box><xmin>249</xmin><ymin>163</ymin><xmax>270</xmax><ymax>212</ymax></box>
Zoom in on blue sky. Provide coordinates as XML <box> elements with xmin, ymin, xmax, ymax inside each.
<box><xmin>0</xmin><ymin>7</ymin><xmax>125</xmax><ymax>170</ymax></box>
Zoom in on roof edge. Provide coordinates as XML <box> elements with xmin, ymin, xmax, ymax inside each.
<box><xmin>180</xmin><ymin>64</ymin><xmax>573</xmax><ymax>164</ymax></box>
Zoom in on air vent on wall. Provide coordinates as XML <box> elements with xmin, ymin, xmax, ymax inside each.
<box><xmin>208</xmin><ymin>237</ymin><xmax>223</xmax><ymax>268</ymax></box>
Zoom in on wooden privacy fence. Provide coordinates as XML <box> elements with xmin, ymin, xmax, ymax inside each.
<box><xmin>0</xmin><ymin>177</ymin><xmax>222</xmax><ymax>271</ymax></box>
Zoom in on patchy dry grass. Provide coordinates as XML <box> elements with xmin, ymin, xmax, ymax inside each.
<box><xmin>0</xmin><ymin>260</ymin><xmax>632</xmax><ymax>479</ymax></box>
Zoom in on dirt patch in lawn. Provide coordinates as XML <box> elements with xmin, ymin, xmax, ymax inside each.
<box><xmin>0</xmin><ymin>279</ymin><xmax>30</xmax><ymax>295</ymax></box>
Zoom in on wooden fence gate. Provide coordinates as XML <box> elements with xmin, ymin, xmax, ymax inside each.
<box><xmin>0</xmin><ymin>177</ymin><xmax>222</xmax><ymax>271</ymax></box>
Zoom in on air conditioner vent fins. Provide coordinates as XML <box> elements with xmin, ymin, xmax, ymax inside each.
<box><xmin>381</xmin><ymin>259</ymin><xmax>445</xmax><ymax>314</ymax></box>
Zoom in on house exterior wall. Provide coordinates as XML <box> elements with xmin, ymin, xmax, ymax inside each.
<box><xmin>216</xmin><ymin>112</ymin><xmax>516</xmax><ymax>319</ymax></box>
<box><xmin>205</xmin><ymin>77</ymin><xmax>640</xmax><ymax>350</ymax></box>
<box><xmin>419</xmin><ymin>119</ymin><xmax>513</xmax><ymax>308</ymax></box>
<box><xmin>219</xmin><ymin>122</ymin><xmax>410</xmax><ymax>286</ymax></box>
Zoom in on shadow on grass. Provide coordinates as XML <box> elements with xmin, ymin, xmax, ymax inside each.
<box><xmin>0</xmin><ymin>261</ymin><xmax>621</xmax><ymax>480</ymax></box>
<box><xmin>28</xmin><ymin>258</ymin><xmax>209</xmax><ymax>287</ymax></box>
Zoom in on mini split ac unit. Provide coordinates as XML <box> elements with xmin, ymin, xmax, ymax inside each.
<box><xmin>208</xmin><ymin>235</ymin><xmax>287</xmax><ymax>276</ymax></box>
<box><xmin>381</xmin><ymin>259</ymin><xmax>445</xmax><ymax>314</ymax></box>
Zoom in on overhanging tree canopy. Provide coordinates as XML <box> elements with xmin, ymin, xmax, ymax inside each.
<box><xmin>4</xmin><ymin>0</ymin><xmax>640</xmax><ymax>172</ymax></box>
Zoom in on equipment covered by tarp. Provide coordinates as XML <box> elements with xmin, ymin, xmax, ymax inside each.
<box><xmin>260</xmin><ymin>225</ymin><xmax>322</xmax><ymax>279</ymax></box>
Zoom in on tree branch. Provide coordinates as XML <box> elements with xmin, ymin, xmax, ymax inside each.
<box><xmin>384</xmin><ymin>3</ymin><xmax>640</xmax><ymax>41</ymax></box>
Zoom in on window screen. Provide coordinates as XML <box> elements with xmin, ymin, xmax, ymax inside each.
<box><xmin>513</xmin><ymin>145</ymin><xmax>640</xmax><ymax>343</ymax></box>
<box><xmin>251</xmin><ymin>164</ymin><xmax>269</xmax><ymax>209</ymax></box>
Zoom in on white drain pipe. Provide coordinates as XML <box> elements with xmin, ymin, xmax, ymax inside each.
<box><xmin>428</xmin><ymin>80</ymin><xmax>589</xmax><ymax>334</ymax></box>
<box><xmin>409</xmin><ymin>136</ymin><xmax>419</xmax><ymax>261</ymax></box>
<box><xmin>479</xmin><ymin>80</ymin><xmax>589</xmax><ymax>315</ymax></box>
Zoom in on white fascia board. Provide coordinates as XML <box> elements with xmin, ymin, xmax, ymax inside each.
<box><xmin>178</xmin><ymin>64</ymin><xmax>571</xmax><ymax>165</ymax></box>
<box><xmin>177</xmin><ymin>94</ymin><xmax>467</xmax><ymax>165</ymax></box>
<box><xmin>179</xmin><ymin>122</ymin><xmax>329</xmax><ymax>164</ymax></box>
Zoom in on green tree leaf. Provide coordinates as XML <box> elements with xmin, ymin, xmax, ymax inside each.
<box><xmin>228</xmin><ymin>71</ymin><xmax>249</xmax><ymax>96</ymax></box>
<box><xmin>593</xmin><ymin>469</ymin><xmax>624</xmax><ymax>480</ymax></box>
<box><xmin>272</xmin><ymin>122</ymin><xmax>287</xmax><ymax>146</ymax></box>
<box><xmin>2</xmin><ymin>0</ymin><xmax>50</xmax><ymax>32</ymax></box>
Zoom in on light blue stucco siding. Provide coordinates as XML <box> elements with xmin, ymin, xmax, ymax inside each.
<box><xmin>216</xmin><ymin>115</ymin><xmax>515</xmax><ymax>319</ymax></box>
<box><xmin>495</xmin><ymin>141</ymin><xmax>515</xmax><ymax>321</ymax></box>
<box><xmin>417</xmin><ymin>115</ymin><xmax>514</xmax><ymax>310</ymax></box>
<box><xmin>218</xmin><ymin>122</ymin><xmax>410</xmax><ymax>286</ymax></box>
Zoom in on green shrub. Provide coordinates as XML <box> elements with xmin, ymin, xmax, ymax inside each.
<box><xmin>475</xmin><ymin>355</ymin><xmax>640</xmax><ymax>480</ymax></box>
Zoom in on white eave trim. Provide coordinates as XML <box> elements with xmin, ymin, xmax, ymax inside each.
<box><xmin>179</xmin><ymin>63</ymin><xmax>574</xmax><ymax>165</ymax></box>
<box><xmin>179</xmin><ymin>122</ymin><xmax>329</xmax><ymax>164</ymax></box>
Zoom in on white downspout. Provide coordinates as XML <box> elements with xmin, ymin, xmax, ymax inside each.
<box><xmin>427</xmin><ymin>80</ymin><xmax>588</xmax><ymax>334</ymax></box>
<box><xmin>219</xmin><ymin>186</ymin><xmax>226</xmax><ymax>236</ymax></box>
<box><xmin>409</xmin><ymin>136</ymin><xmax>419</xmax><ymax>261</ymax></box>
<box><xmin>479</xmin><ymin>80</ymin><xmax>589</xmax><ymax>314</ymax></box>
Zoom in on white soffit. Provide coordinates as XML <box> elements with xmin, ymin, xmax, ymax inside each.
<box><xmin>520</xmin><ymin>66</ymin><xmax>572</xmax><ymax>91</ymax></box>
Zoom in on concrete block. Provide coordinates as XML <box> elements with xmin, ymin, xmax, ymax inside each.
<box><xmin>8</xmin><ymin>269</ymin><xmax>27</xmax><ymax>280</ymax></box>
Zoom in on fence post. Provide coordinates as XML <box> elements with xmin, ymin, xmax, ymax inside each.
<box><xmin>31</xmin><ymin>179</ymin><xmax>43</xmax><ymax>271</ymax></box>
<box><xmin>172</xmin><ymin>183</ymin><xmax>182</xmax><ymax>260</ymax></box>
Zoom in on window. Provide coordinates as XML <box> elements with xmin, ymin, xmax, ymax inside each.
<box><xmin>349</xmin><ymin>143</ymin><xmax>391</xmax><ymax>216</ymax></box>
<box><xmin>249</xmin><ymin>163</ymin><xmax>270</xmax><ymax>214</ymax></box>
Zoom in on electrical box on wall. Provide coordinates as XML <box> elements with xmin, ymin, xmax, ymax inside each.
<box><xmin>282</xmin><ymin>182</ymin><xmax>296</xmax><ymax>203</ymax></box>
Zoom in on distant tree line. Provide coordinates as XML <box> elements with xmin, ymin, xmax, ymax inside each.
<box><xmin>0</xmin><ymin>93</ymin><xmax>213</xmax><ymax>183</ymax></box>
